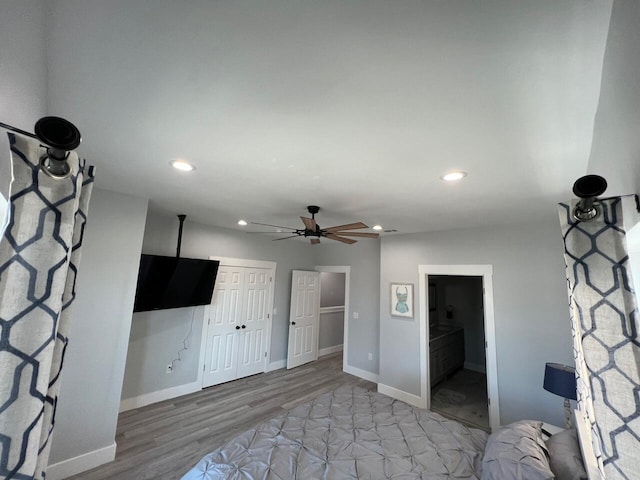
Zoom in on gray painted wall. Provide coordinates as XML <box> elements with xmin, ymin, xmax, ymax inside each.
<box><xmin>318</xmin><ymin>272</ymin><xmax>346</xmax><ymax>351</ymax></box>
<box><xmin>320</xmin><ymin>272</ymin><xmax>345</xmax><ymax>307</ymax></box>
<box><xmin>379</xmin><ymin>217</ymin><xmax>574</xmax><ymax>427</ymax></box>
<box><xmin>0</xmin><ymin>0</ymin><xmax>47</xmax><ymax>199</ymax></box>
<box><xmin>319</xmin><ymin>310</ymin><xmax>344</xmax><ymax>350</ymax></box>
<box><xmin>587</xmin><ymin>0</ymin><xmax>640</xmax><ymax>196</ymax></box>
<box><xmin>314</xmin><ymin>240</ymin><xmax>381</xmax><ymax>373</ymax></box>
<box><xmin>430</xmin><ymin>275</ymin><xmax>485</xmax><ymax>369</ymax></box>
<box><xmin>49</xmin><ymin>188</ymin><xmax>148</xmax><ymax>464</ymax></box>
<box><xmin>121</xmin><ymin>306</ymin><xmax>206</xmax><ymax>398</ymax></box>
<box><xmin>121</xmin><ymin>211</ymin><xmax>316</xmax><ymax>400</ymax></box>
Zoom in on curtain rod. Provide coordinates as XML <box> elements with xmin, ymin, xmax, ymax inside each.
<box><xmin>0</xmin><ymin>121</ymin><xmax>41</xmax><ymax>142</ymax></box>
<box><xmin>0</xmin><ymin>117</ymin><xmax>82</xmax><ymax>179</ymax></box>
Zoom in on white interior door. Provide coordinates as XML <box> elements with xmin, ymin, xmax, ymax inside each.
<box><xmin>236</xmin><ymin>268</ymin><xmax>271</xmax><ymax>378</ymax></box>
<box><xmin>287</xmin><ymin>270</ymin><xmax>320</xmax><ymax>369</ymax></box>
<box><xmin>203</xmin><ymin>266</ymin><xmax>243</xmax><ymax>387</ymax></box>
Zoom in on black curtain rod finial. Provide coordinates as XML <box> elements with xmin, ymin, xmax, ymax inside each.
<box><xmin>34</xmin><ymin>116</ymin><xmax>81</xmax><ymax>151</ymax></box>
<box><xmin>1</xmin><ymin>116</ymin><xmax>82</xmax><ymax>179</ymax></box>
<box><xmin>572</xmin><ymin>174</ymin><xmax>607</xmax><ymax>222</ymax></box>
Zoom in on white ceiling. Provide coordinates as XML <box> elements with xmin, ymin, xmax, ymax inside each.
<box><xmin>45</xmin><ymin>0</ymin><xmax>613</xmax><ymax>236</ymax></box>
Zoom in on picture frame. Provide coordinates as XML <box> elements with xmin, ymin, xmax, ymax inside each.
<box><xmin>390</xmin><ymin>283</ymin><xmax>413</xmax><ymax>318</ymax></box>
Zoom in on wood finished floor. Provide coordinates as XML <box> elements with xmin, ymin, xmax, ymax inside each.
<box><xmin>67</xmin><ymin>353</ymin><xmax>376</xmax><ymax>480</ymax></box>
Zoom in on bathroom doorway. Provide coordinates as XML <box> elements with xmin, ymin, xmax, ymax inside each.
<box><xmin>418</xmin><ymin>264</ymin><xmax>499</xmax><ymax>432</ymax></box>
<box><xmin>428</xmin><ymin>275</ymin><xmax>489</xmax><ymax>431</ymax></box>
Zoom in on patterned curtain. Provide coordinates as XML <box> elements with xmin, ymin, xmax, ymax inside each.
<box><xmin>0</xmin><ymin>133</ymin><xmax>95</xmax><ymax>479</ymax></box>
<box><xmin>558</xmin><ymin>197</ymin><xmax>640</xmax><ymax>480</ymax></box>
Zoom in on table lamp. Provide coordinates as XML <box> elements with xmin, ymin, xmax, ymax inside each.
<box><xmin>543</xmin><ymin>363</ymin><xmax>577</xmax><ymax>429</ymax></box>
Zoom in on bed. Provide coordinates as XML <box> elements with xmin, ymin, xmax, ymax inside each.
<box><xmin>183</xmin><ymin>385</ymin><xmax>583</xmax><ymax>480</ymax></box>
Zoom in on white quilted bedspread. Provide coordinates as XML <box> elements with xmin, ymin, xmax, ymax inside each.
<box><xmin>183</xmin><ymin>385</ymin><xmax>488</xmax><ymax>479</ymax></box>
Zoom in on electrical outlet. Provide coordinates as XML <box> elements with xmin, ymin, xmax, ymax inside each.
<box><xmin>368</xmin><ymin>353</ymin><xmax>373</xmax><ymax>361</ymax></box>
<box><xmin>166</xmin><ymin>364</ymin><xmax>173</xmax><ymax>374</ymax></box>
<box><xmin>353</xmin><ymin>312</ymin><xmax>359</xmax><ymax>319</ymax></box>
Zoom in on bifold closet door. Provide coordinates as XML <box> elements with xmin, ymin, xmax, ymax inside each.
<box><xmin>236</xmin><ymin>268</ymin><xmax>270</xmax><ymax>379</ymax></box>
<box><xmin>203</xmin><ymin>266</ymin><xmax>243</xmax><ymax>387</ymax></box>
<box><xmin>203</xmin><ymin>266</ymin><xmax>271</xmax><ymax>387</ymax></box>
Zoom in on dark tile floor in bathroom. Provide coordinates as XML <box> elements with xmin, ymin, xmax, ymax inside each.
<box><xmin>431</xmin><ymin>368</ymin><xmax>490</xmax><ymax>431</ymax></box>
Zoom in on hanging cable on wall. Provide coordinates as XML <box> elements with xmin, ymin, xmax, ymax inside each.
<box><xmin>169</xmin><ymin>306</ymin><xmax>198</xmax><ymax>371</ymax></box>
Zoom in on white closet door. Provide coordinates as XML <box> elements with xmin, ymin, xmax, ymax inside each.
<box><xmin>287</xmin><ymin>270</ymin><xmax>320</xmax><ymax>369</ymax></box>
<box><xmin>236</xmin><ymin>268</ymin><xmax>271</xmax><ymax>378</ymax></box>
<box><xmin>203</xmin><ymin>266</ymin><xmax>243</xmax><ymax>387</ymax></box>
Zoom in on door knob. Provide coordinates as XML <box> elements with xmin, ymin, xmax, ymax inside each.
<box><xmin>291</xmin><ymin>321</ymin><xmax>296</xmax><ymax>325</ymax></box>
<box><xmin>241</xmin><ymin>325</ymin><xmax>246</xmax><ymax>329</ymax></box>
<box><xmin>235</xmin><ymin>326</ymin><xmax>240</xmax><ymax>330</ymax></box>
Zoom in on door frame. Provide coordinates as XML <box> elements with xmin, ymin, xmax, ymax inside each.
<box><xmin>198</xmin><ymin>256</ymin><xmax>277</xmax><ymax>388</ymax></box>
<box><xmin>314</xmin><ymin>266</ymin><xmax>350</xmax><ymax>373</ymax></box>
<box><xmin>418</xmin><ymin>264</ymin><xmax>500</xmax><ymax>432</ymax></box>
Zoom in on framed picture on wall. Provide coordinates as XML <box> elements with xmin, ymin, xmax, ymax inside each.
<box><xmin>390</xmin><ymin>283</ymin><xmax>413</xmax><ymax>318</ymax></box>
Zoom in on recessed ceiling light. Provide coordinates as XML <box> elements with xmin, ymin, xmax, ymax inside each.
<box><xmin>170</xmin><ymin>160</ymin><xmax>195</xmax><ymax>172</ymax></box>
<box><xmin>440</xmin><ymin>170</ymin><xmax>467</xmax><ymax>182</ymax></box>
<box><xmin>372</xmin><ymin>225</ymin><xmax>383</xmax><ymax>231</ymax></box>
<box><xmin>237</xmin><ymin>220</ymin><xmax>248</xmax><ymax>226</ymax></box>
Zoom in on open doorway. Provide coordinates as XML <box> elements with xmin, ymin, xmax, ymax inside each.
<box><xmin>418</xmin><ymin>264</ymin><xmax>500</xmax><ymax>432</ymax></box>
<box><xmin>315</xmin><ymin>266</ymin><xmax>350</xmax><ymax>372</ymax></box>
<box><xmin>428</xmin><ymin>275</ymin><xmax>489</xmax><ymax>431</ymax></box>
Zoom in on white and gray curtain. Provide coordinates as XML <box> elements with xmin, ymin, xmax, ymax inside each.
<box><xmin>559</xmin><ymin>197</ymin><xmax>640</xmax><ymax>480</ymax></box>
<box><xmin>0</xmin><ymin>134</ymin><xmax>94</xmax><ymax>479</ymax></box>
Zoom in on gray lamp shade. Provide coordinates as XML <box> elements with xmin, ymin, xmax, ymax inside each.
<box><xmin>543</xmin><ymin>363</ymin><xmax>577</xmax><ymax>400</ymax></box>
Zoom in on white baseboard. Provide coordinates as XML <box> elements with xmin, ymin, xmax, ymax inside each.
<box><xmin>319</xmin><ymin>344</ymin><xmax>343</xmax><ymax>357</ymax></box>
<box><xmin>47</xmin><ymin>442</ymin><xmax>116</xmax><ymax>480</ymax></box>
<box><xmin>120</xmin><ymin>380</ymin><xmax>201</xmax><ymax>412</ymax></box>
<box><xmin>464</xmin><ymin>361</ymin><xmax>487</xmax><ymax>374</ymax></box>
<box><xmin>378</xmin><ymin>383</ymin><xmax>426</xmax><ymax>409</ymax></box>
<box><xmin>344</xmin><ymin>364</ymin><xmax>379</xmax><ymax>383</ymax></box>
<box><xmin>268</xmin><ymin>359</ymin><xmax>286</xmax><ymax>371</ymax></box>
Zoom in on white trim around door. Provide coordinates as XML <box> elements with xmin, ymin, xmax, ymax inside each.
<box><xmin>314</xmin><ymin>266</ymin><xmax>350</xmax><ymax>373</ymax></box>
<box><xmin>418</xmin><ymin>264</ymin><xmax>500</xmax><ymax>432</ymax></box>
<box><xmin>198</xmin><ymin>256</ymin><xmax>277</xmax><ymax>388</ymax></box>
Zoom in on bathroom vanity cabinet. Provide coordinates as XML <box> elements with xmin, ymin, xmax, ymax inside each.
<box><xmin>429</xmin><ymin>327</ymin><xmax>465</xmax><ymax>386</ymax></box>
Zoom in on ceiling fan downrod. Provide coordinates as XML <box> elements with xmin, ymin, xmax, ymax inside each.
<box><xmin>306</xmin><ymin>206</ymin><xmax>322</xmax><ymax>236</ymax></box>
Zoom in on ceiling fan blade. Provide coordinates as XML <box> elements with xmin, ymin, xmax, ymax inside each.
<box><xmin>272</xmin><ymin>235</ymin><xmax>300</xmax><ymax>241</ymax></box>
<box><xmin>324</xmin><ymin>222</ymin><xmax>369</xmax><ymax>232</ymax></box>
<box><xmin>310</xmin><ymin>238</ymin><xmax>320</xmax><ymax>245</ymax></box>
<box><xmin>250</xmin><ymin>221</ymin><xmax>298</xmax><ymax>230</ymax></box>
<box><xmin>325</xmin><ymin>233</ymin><xmax>357</xmax><ymax>244</ymax></box>
<box><xmin>333</xmin><ymin>232</ymin><xmax>379</xmax><ymax>238</ymax></box>
<box><xmin>300</xmin><ymin>216</ymin><xmax>317</xmax><ymax>230</ymax></box>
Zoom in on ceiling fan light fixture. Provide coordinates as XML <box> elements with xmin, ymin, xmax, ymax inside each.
<box><xmin>170</xmin><ymin>159</ymin><xmax>196</xmax><ymax>172</ymax></box>
<box><xmin>237</xmin><ymin>219</ymin><xmax>248</xmax><ymax>226</ymax></box>
<box><xmin>440</xmin><ymin>170</ymin><xmax>467</xmax><ymax>182</ymax></box>
<box><xmin>372</xmin><ymin>225</ymin><xmax>383</xmax><ymax>231</ymax></box>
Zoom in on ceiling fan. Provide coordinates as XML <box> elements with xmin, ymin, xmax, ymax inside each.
<box><xmin>250</xmin><ymin>206</ymin><xmax>379</xmax><ymax>245</ymax></box>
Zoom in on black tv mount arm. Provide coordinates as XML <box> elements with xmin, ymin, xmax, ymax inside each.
<box><xmin>176</xmin><ymin>214</ymin><xmax>187</xmax><ymax>258</ymax></box>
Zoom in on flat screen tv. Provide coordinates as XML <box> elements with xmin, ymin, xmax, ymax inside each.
<box><xmin>133</xmin><ymin>254</ymin><xmax>220</xmax><ymax>312</ymax></box>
